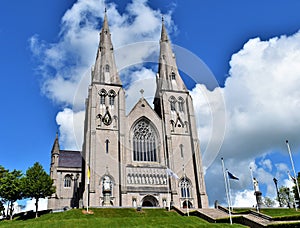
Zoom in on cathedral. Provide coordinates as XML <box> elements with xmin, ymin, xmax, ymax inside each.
<box><xmin>48</xmin><ymin>12</ymin><xmax>208</xmax><ymax>210</ymax></box>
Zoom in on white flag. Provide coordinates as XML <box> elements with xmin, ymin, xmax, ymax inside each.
<box><xmin>166</xmin><ymin>168</ymin><xmax>179</xmax><ymax>179</ymax></box>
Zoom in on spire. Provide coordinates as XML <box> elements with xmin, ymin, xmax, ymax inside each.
<box><xmin>157</xmin><ymin>19</ymin><xmax>187</xmax><ymax>92</ymax></box>
<box><xmin>51</xmin><ymin>132</ymin><xmax>60</xmax><ymax>156</ymax></box>
<box><xmin>92</xmin><ymin>11</ymin><xmax>121</xmax><ymax>85</ymax></box>
<box><xmin>160</xmin><ymin>17</ymin><xmax>169</xmax><ymax>42</ymax></box>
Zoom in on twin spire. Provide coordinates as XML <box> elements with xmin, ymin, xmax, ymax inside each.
<box><xmin>92</xmin><ymin>11</ymin><xmax>121</xmax><ymax>85</ymax></box>
<box><xmin>92</xmin><ymin>12</ymin><xmax>186</xmax><ymax>92</ymax></box>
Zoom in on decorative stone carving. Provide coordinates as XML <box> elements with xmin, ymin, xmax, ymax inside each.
<box><xmin>126</xmin><ymin>167</ymin><xmax>168</xmax><ymax>185</ymax></box>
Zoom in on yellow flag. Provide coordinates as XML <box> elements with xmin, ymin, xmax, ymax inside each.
<box><xmin>87</xmin><ymin>167</ymin><xmax>90</xmax><ymax>184</ymax></box>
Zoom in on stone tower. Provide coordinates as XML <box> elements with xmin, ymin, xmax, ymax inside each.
<box><xmin>82</xmin><ymin>12</ymin><xmax>125</xmax><ymax>207</ymax></box>
<box><xmin>153</xmin><ymin>20</ymin><xmax>208</xmax><ymax>208</ymax></box>
<box><xmin>50</xmin><ymin>12</ymin><xmax>209</xmax><ymax>209</ymax></box>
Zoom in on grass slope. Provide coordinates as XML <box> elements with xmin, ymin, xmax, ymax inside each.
<box><xmin>0</xmin><ymin>208</ymin><xmax>245</xmax><ymax>228</ymax></box>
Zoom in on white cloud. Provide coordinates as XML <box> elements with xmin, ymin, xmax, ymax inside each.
<box><xmin>192</xmin><ymin>30</ymin><xmax>300</xmax><ymax>205</ymax></box>
<box><xmin>30</xmin><ymin>0</ymin><xmax>175</xmax><ymax>150</ymax></box>
<box><xmin>124</xmin><ymin>67</ymin><xmax>156</xmax><ymax>113</ymax></box>
<box><xmin>56</xmin><ymin>108</ymin><xmax>85</xmax><ymax>150</ymax></box>
<box><xmin>30</xmin><ymin>0</ymin><xmax>300</xmax><ymax>207</ymax></box>
<box><xmin>232</xmin><ymin>189</ymin><xmax>257</xmax><ymax>207</ymax></box>
<box><xmin>24</xmin><ymin>198</ymin><xmax>48</xmax><ymax>212</ymax></box>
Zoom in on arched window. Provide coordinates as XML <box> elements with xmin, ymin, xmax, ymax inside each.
<box><xmin>99</xmin><ymin>89</ymin><xmax>107</xmax><ymax>105</ymax></box>
<box><xmin>169</xmin><ymin>96</ymin><xmax>176</xmax><ymax>112</ymax></box>
<box><xmin>171</xmin><ymin>72</ymin><xmax>176</xmax><ymax>80</ymax></box>
<box><xmin>178</xmin><ymin>97</ymin><xmax>184</xmax><ymax>112</ymax></box>
<box><xmin>179</xmin><ymin>144</ymin><xmax>184</xmax><ymax>159</ymax></box>
<box><xmin>108</xmin><ymin>90</ymin><xmax>116</xmax><ymax>106</ymax></box>
<box><xmin>180</xmin><ymin>178</ymin><xmax>191</xmax><ymax>198</ymax></box>
<box><xmin>132</xmin><ymin>119</ymin><xmax>157</xmax><ymax>162</ymax></box>
<box><xmin>105</xmin><ymin>139</ymin><xmax>110</xmax><ymax>154</ymax></box>
<box><xmin>64</xmin><ymin>175</ymin><xmax>72</xmax><ymax>188</ymax></box>
<box><xmin>105</xmin><ymin>64</ymin><xmax>110</xmax><ymax>72</ymax></box>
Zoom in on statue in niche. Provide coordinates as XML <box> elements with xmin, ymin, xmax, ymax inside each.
<box><xmin>170</xmin><ymin>120</ymin><xmax>175</xmax><ymax>132</ymax></box>
<box><xmin>103</xmin><ymin>176</ymin><xmax>111</xmax><ymax>192</ymax></box>
<box><xmin>141</xmin><ymin>174</ymin><xmax>145</xmax><ymax>184</ymax></box>
<box><xmin>96</xmin><ymin>114</ymin><xmax>102</xmax><ymax>127</ymax></box>
<box><xmin>149</xmin><ymin>175</ymin><xmax>153</xmax><ymax>184</ymax></box>
<box><xmin>253</xmin><ymin>178</ymin><xmax>259</xmax><ymax>192</ymax></box>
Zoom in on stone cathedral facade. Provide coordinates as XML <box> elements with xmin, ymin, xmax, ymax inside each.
<box><xmin>48</xmin><ymin>13</ymin><xmax>208</xmax><ymax>210</ymax></box>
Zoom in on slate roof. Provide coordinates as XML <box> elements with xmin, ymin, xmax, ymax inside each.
<box><xmin>58</xmin><ymin>150</ymin><xmax>82</xmax><ymax>168</ymax></box>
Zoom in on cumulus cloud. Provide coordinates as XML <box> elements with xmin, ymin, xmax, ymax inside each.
<box><xmin>56</xmin><ymin>108</ymin><xmax>85</xmax><ymax>150</ymax></box>
<box><xmin>193</xmin><ymin>31</ymin><xmax>300</xmax><ymax>205</ymax></box>
<box><xmin>30</xmin><ymin>0</ymin><xmax>300</xmax><ymax>207</ymax></box>
<box><xmin>30</xmin><ymin>0</ymin><xmax>175</xmax><ymax>149</ymax></box>
<box><xmin>232</xmin><ymin>189</ymin><xmax>257</xmax><ymax>207</ymax></box>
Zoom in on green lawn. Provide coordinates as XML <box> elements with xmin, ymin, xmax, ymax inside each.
<box><xmin>232</xmin><ymin>208</ymin><xmax>300</xmax><ymax>218</ymax></box>
<box><xmin>0</xmin><ymin>208</ymin><xmax>245</xmax><ymax>228</ymax></box>
<box><xmin>259</xmin><ymin>208</ymin><xmax>300</xmax><ymax>218</ymax></box>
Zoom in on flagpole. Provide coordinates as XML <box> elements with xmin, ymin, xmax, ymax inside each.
<box><xmin>87</xmin><ymin>166</ymin><xmax>90</xmax><ymax>213</ymax></box>
<box><xmin>286</xmin><ymin>140</ymin><xmax>300</xmax><ymax>210</ymax></box>
<box><xmin>226</xmin><ymin>169</ymin><xmax>233</xmax><ymax>211</ymax></box>
<box><xmin>167</xmin><ymin>170</ymin><xmax>170</xmax><ymax>210</ymax></box>
<box><xmin>221</xmin><ymin>158</ymin><xmax>232</xmax><ymax>225</ymax></box>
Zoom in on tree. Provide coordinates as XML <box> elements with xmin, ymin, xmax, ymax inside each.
<box><xmin>292</xmin><ymin>172</ymin><xmax>300</xmax><ymax>208</ymax></box>
<box><xmin>0</xmin><ymin>200</ymin><xmax>4</xmax><ymax>217</ymax></box>
<box><xmin>0</xmin><ymin>169</ymin><xmax>23</xmax><ymax>220</ymax></box>
<box><xmin>278</xmin><ymin>186</ymin><xmax>294</xmax><ymax>208</ymax></box>
<box><xmin>263</xmin><ymin>197</ymin><xmax>275</xmax><ymax>207</ymax></box>
<box><xmin>22</xmin><ymin>162</ymin><xmax>55</xmax><ymax>218</ymax></box>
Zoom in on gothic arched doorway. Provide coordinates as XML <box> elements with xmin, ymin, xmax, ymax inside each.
<box><xmin>182</xmin><ymin>200</ymin><xmax>193</xmax><ymax>208</ymax></box>
<box><xmin>141</xmin><ymin>195</ymin><xmax>159</xmax><ymax>207</ymax></box>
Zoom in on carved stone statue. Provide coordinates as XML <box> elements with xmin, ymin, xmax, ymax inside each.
<box><xmin>253</xmin><ymin>178</ymin><xmax>259</xmax><ymax>192</ymax></box>
<box><xmin>103</xmin><ymin>176</ymin><xmax>111</xmax><ymax>192</ymax></box>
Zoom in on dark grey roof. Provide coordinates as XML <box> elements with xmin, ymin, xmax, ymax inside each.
<box><xmin>58</xmin><ymin>150</ymin><xmax>82</xmax><ymax>168</ymax></box>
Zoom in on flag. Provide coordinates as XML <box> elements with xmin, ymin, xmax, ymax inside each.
<box><xmin>87</xmin><ymin>166</ymin><xmax>90</xmax><ymax>185</ymax></box>
<box><xmin>166</xmin><ymin>168</ymin><xmax>179</xmax><ymax>179</ymax></box>
<box><xmin>227</xmin><ymin>171</ymin><xmax>239</xmax><ymax>180</ymax></box>
<box><xmin>288</xmin><ymin>171</ymin><xmax>296</xmax><ymax>183</ymax></box>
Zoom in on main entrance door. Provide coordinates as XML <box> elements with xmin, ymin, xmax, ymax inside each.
<box><xmin>141</xmin><ymin>195</ymin><xmax>159</xmax><ymax>207</ymax></box>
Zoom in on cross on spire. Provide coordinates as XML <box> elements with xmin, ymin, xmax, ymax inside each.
<box><xmin>140</xmin><ymin>89</ymin><xmax>144</xmax><ymax>98</ymax></box>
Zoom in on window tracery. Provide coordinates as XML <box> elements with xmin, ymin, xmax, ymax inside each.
<box><xmin>178</xmin><ymin>97</ymin><xmax>184</xmax><ymax>112</ymax></box>
<box><xmin>180</xmin><ymin>178</ymin><xmax>191</xmax><ymax>198</ymax></box>
<box><xmin>64</xmin><ymin>175</ymin><xmax>72</xmax><ymax>188</ymax></box>
<box><xmin>99</xmin><ymin>89</ymin><xmax>107</xmax><ymax>105</ymax></box>
<box><xmin>132</xmin><ymin>119</ymin><xmax>157</xmax><ymax>162</ymax></box>
<box><xmin>169</xmin><ymin>96</ymin><xmax>177</xmax><ymax>112</ymax></box>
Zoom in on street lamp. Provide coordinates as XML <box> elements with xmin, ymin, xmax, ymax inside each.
<box><xmin>273</xmin><ymin>177</ymin><xmax>282</xmax><ymax>207</ymax></box>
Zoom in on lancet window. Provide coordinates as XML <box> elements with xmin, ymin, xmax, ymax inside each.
<box><xmin>178</xmin><ymin>97</ymin><xmax>184</xmax><ymax>112</ymax></box>
<box><xmin>99</xmin><ymin>89</ymin><xmax>107</xmax><ymax>105</ymax></box>
<box><xmin>108</xmin><ymin>90</ymin><xmax>116</xmax><ymax>106</ymax></box>
<box><xmin>180</xmin><ymin>178</ymin><xmax>191</xmax><ymax>198</ymax></box>
<box><xmin>169</xmin><ymin>96</ymin><xmax>176</xmax><ymax>112</ymax></box>
<box><xmin>64</xmin><ymin>175</ymin><xmax>72</xmax><ymax>188</ymax></box>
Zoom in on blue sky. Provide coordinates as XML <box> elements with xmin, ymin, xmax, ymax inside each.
<box><xmin>1</xmin><ymin>0</ymin><xmax>300</xmax><ymax>207</ymax></box>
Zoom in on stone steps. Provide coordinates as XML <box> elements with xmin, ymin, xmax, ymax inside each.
<box><xmin>197</xmin><ymin>208</ymin><xmax>229</xmax><ymax>219</ymax></box>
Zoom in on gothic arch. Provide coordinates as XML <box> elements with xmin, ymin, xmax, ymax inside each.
<box><xmin>130</xmin><ymin>117</ymin><xmax>160</xmax><ymax>162</ymax></box>
<box><xmin>141</xmin><ymin>195</ymin><xmax>159</xmax><ymax>207</ymax></box>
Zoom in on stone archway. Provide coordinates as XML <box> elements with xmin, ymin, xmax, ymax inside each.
<box><xmin>182</xmin><ymin>200</ymin><xmax>193</xmax><ymax>208</ymax></box>
<box><xmin>141</xmin><ymin>195</ymin><xmax>159</xmax><ymax>207</ymax></box>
